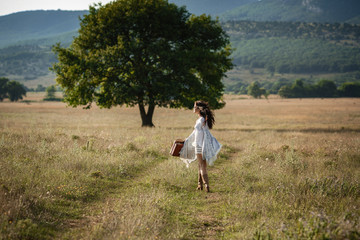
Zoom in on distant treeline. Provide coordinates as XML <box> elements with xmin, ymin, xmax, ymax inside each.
<box><xmin>224</xmin><ymin>21</ymin><xmax>360</xmax><ymax>74</ymax></box>
<box><xmin>26</xmin><ymin>84</ymin><xmax>62</xmax><ymax>93</ymax></box>
<box><xmin>226</xmin><ymin>76</ymin><xmax>360</xmax><ymax>98</ymax></box>
<box><xmin>278</xmin><ymin>80</ymin><xmax>360</xmax><ymax>98</ymax></box>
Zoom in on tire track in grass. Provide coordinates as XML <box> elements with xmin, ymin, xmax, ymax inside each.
<box><xmin>57</xmin><ymin>144</ymin><xmax>238</xmax><ymax>239</ymax></box>
<box><xmin>136</xmin><ymin>143</ymin><xmax>239</xmax><ymax>239</ymax></box>
<box><xmin>187</xmin><ymin>144</ymin><xmax>239</xmax><ymax>239</ymax></box>
<box><xmin>147</xmin><ymin>144</ymin><xmax>239</xmax><ymax>239</ymax></box>
<box><xmin>56</xmin><ymin>146</ymin><xmax>170</xmax><ymax>239</ymax></box>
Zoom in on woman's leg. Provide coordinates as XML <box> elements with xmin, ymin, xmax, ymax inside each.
<box><xmin>197</xmin><ymin>154</ymin><xmax>210</xmax><ymax>192</ymax></box>
<box><xmin>197</xmin><ymin>159</ymin><xmax>203</xmax><ymax>190</ymax></box>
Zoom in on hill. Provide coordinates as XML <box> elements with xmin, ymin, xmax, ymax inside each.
<box><xmin>1</xmin><ymin>1</ymin><xmax>359</xmax><ymax>48</ymax></box>
<box><xmin>225</xmin><ymin>21</ymin><xmax>360</xmax><ymax>74</ymax></box>
<box><xmin>169</xmin><ymin>0</ymin><xmax>257</xmax><ymax>15</ymax></box>
<box><xmin>1</xmin><ymin>6</ymin><xmax>360</xmax><ymax>90</ymax></box>
<box><xmin>0</xmin><ymin>1</ymin><xmax>256</xmax><ymax>47</ymax></box>
<box><xmin>220</xmin><ymin>0</ymin><xmax>360</xmax><ymax>23</ymax></box>
<box><xmin>223</xmin><ymin>20</ymin><xmax>360</xmax><ymax>93</ymax></box>
<box><xmin>0</xmin><ymin>45</ymin><xmax>56</xmax><ymax>80</ymax></box>
<box><xmin>0</xmin><ymin>10</ymin><xmax>87</xmax><ymax>48</ymax></box>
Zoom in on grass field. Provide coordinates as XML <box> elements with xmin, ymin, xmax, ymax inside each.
<box><xmin>1</xmin><ymin>93</ymin><xmax>360</xmax><ymax>239</ymax></box>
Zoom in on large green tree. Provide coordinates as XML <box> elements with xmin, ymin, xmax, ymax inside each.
<box><xmin>52</xmin><ymin>0</ymin><xmax>233</xmax><ymax>127</ymax></box>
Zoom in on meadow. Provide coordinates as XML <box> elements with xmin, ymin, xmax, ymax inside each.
<box><xmin>0</xmin><ymin>93</ymin><xmax>359</xmax><ymax>239</ymax></box>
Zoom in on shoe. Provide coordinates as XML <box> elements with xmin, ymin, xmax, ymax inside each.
<box><xmin>202</xmin><ymin>174</ymin><xmax>210</xmax><ymax>192</ymax></box>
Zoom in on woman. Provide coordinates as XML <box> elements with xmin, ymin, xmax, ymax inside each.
<box><xmin>180</xmin><ymin>101</ymin><xmax>222</xmax><ymax>192</ymax></box>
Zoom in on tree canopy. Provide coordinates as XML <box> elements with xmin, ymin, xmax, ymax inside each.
<box><xmin>0</xmin><ymin>77</ymin><xmax>27</xmax><ymax>102</ymax></box>
<box><xmin>6</xmin><ymin>80</ymin><xmax>27</xmax><ymax>102</ymax></box>
<box><xmin>52</xmin><ymin>0</ymin><xmax>233</xmax><ymax>126</ymax></box>
<box><xmin>0</xmin><ymin>77</ymin><xmax>8</xmax><ymax>101</ymax></box>
<box><xmin>247</xmin><ymin>82</ymin><xmax>266</xmax><ymax>99</ymax></box>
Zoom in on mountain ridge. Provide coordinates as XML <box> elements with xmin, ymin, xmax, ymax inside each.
<box><xmin>0</xmin><ymin>1</ymin><xmax>360</xmax><ymax>88</ymax></box>
<box><xmin>220</xmin><ymin>0</ymin><xmax>360</xmax><ymax>23</ymax></box>
<box><xmin>1</xmin><ymin>0</ymin><xmax>359</xmax><ymax>48</ymax></box>
<box><xmin>0</xmin><ymin>10</ymin><xmax>87</xmax><ymax>47</ymax></box>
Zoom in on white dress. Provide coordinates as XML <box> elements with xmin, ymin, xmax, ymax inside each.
<box><xmin>180</xmin><ymin>117</ymin><xmax>222</xmax><ymax>167</ymax></box>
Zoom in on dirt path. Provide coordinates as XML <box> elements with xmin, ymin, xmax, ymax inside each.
<box><xmin>57</xmin><ymin>145</ymin><xmax>238</xmax><ymax>239</ymax></box>
<box><xmin>189</xmin><ymin>146</ymin><xmax>239</xmax><ymax>239</ymax></box>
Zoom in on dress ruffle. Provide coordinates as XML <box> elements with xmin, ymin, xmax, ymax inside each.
<box><xmin>179</xmin><ymin>122</ymin><xmax>221</xmax><ymax>167</ymax></box>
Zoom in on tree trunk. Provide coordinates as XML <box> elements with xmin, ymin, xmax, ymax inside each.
<box><xmin>139</xmin><ymin>103</ymin><xmax>155</xmax><ymax>127</ymax></box>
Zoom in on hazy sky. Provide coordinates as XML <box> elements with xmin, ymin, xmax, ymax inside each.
<box><xmin>0</xmin><ymin>0</ymin><xmax>113</xmax><ymax>16</ymax></box>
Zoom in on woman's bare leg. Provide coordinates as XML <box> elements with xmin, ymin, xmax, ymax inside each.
<box><xmin>197</xmin><ymin>154</ymin><xmax>209</xmax><ymax>192</ymax></box>
<box><xmin>197</xmin><ymin>158</ymin><xmax>203</xmax><ymax>190</ymax></box>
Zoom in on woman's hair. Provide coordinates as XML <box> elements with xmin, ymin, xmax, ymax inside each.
<box><xmin>195</xmin><ymin>100</ymin><xmax>215</xmax><ymax>129</ymax></box>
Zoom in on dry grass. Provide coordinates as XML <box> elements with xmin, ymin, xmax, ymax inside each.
<box><xmin>0</xmin><ymin>93</ymin><xmax>359</xmax><ymax>239</ymax></box>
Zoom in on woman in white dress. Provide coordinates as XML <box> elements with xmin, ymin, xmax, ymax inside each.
<box><xmin>180</xmin><ymin>101</ymin><xmax>222</xmax><ymax>192</ymax></box>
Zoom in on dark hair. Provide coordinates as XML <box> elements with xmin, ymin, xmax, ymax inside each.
<box><xmin>195</xmin><ymin>100</ymin><xmax>215</xmax><ymax>129</ymax></box>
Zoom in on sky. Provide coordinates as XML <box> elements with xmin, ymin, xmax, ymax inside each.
<box><xmin>0</xmin><ymin>0</ymin><xmax>113</xmax><ymax>16</ymax></box>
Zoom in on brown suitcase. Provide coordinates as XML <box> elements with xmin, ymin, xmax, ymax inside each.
<box><xmin>170</xmin><ymin>139</ymin><xmax>185</xmax><ymax>157</ymax></box>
